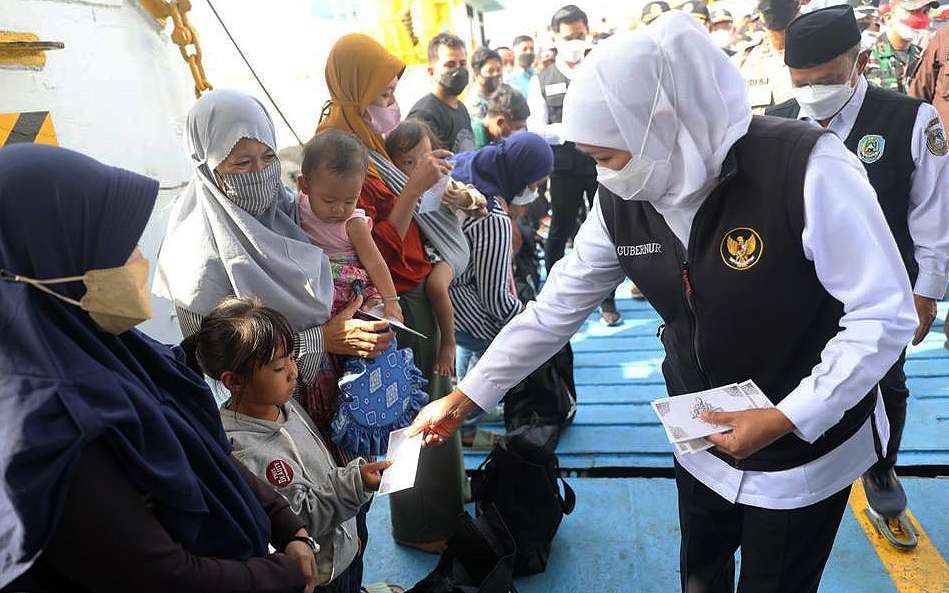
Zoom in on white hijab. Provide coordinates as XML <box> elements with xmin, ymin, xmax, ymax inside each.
<box><xmin>154</xmin><ymin>90</ymin><xmax>333</xmax><ymax>331</ymax></box>
<box><xmin>562</xmin><ymin>13</ymin><xmax>752</xmax><ymax>241</ymax></box>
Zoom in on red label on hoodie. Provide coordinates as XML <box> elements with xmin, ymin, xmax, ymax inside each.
<box><xmin>266</xmin><ymin>459</ymin><xmax>294</xmax><ymax>488</ymax></box>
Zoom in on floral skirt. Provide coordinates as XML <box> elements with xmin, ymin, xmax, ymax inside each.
<box><xmin>330</xmin><ymin>256</ymin><xmax>381</xmax><ymax>316</ymax></box>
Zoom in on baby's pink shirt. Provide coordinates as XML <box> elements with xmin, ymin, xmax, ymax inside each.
<box><xmin>298</xmin><ymin>193</ymin><xmax>373</xmax><ymax>258</ymax></box>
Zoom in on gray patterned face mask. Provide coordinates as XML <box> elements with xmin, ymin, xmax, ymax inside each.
<box><xmin>219</xmin><ymin>159</ymin><xmax>281</xmax><ymax>216</ymax></box>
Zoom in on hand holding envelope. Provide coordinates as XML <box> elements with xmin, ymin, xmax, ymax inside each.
<box><xmin>377</xmin><ymin>427</ymin><xmax>424</xmax><ymax>496</ymax></box>
<box><xmin>651</xmin><ymin>380</ymin><xmax>785</xmax><ymax>456</ymax></box>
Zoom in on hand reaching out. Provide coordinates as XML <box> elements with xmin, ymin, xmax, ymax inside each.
<box><xmin>406</xmin><ymin>390</ymin><xmax>480</xmax><ymax>446</ymax></box>
<box><xmin>359</xmin><ymin>460</ymin><xmax>393</xmax><ymax>491</ymax></box>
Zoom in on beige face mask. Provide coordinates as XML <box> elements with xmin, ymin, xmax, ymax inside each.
<box><xmin>1</xmin><ymin>258</ymin><xmax>153</xmax><ymax>335</ymax></box>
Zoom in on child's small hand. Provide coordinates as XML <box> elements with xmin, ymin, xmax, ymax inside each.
<box><xmin>360</xmin><ymin>460</ymin><xmax>393</xmax><ymax>491</ymax></box>
<box><xmin>442</xmin><ymin>183</ymin><xmax>469</xmax><ymax>208</ymax></box>
<box><xmin>383</xmin><ymin>300</ymin><xmax>404</xmax><ymax>324</ymax></box>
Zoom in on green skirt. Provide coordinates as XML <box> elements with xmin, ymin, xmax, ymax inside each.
<box><xmin>389</xmin><ymin>279</ymin><xmax>466</xmax><ymax>544</ymax></box>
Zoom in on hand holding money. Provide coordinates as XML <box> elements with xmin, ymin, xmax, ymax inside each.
<box><xmin>702</xmin><ymin>408</ymin><xmax>796</xmax><ymax>460</ymax></box>
<box><xmin>651</xmin><ymin>380</ymin><xmax>791</xmax><ymax>458</ymax></box>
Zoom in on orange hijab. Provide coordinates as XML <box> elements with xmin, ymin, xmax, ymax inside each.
<box><xmin>318</xmin><ymin>34</ymin><xmax>405</xmax><ymax>164</ymax></box>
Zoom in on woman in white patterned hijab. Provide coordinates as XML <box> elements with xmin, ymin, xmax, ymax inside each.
<box><xmin>155</xmin><ymin>89</ymin><xmax>334</xmax><ymax>334</ymax></box>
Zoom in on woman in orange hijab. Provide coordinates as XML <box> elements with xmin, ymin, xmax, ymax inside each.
<box><xmin>317</xmin><ymin>34</ymin><xmax>465</xmax><ymax>554</ymax></box>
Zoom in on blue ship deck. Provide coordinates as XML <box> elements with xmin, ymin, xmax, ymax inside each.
<box><xmin>365</xmin><ymin>284</ymin><xmax>949</xmax><ymax>591</ymax></box>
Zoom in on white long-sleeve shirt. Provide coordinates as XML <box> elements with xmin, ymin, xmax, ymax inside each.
<box><xmin>800</xmin><ymin>76</ymin><xmax>949</xmax><ymax>299</ymax></box>
<box><xmin>458</xmin><ymin>132</ymin><xmax>918</xmax><ymax>510</ymax></box>
<box><xmin>526</xmin><ymin>58</ymin><xmax>581</xmax><ymax>146</ymax></box>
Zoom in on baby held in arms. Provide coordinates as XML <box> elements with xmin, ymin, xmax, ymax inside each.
<box><xmin>298</xmin><ymin>129</ymin><xmax>403</xmax><ymax>322</ymax></box>
<box><xmin>385</xmin><ymin>119</ymin><xmax>487</xmax><ymax>375</ymax></box>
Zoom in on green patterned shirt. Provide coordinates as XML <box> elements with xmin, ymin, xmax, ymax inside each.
<box><xmin>865</xmin><ymin>36</ymin><xmax>922</xmax><ymax>94</ymax></box>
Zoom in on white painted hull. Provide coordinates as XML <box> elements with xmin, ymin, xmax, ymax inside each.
<box><xmin>3</xmin><ymin>0</ymin><xmax>195</xmax><ymax>344</ymax></box>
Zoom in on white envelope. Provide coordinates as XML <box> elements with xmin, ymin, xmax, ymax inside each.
<box><xmin>377</xmin><ymin>427</ymin><xmax>423</xmax><ymax>496</ymax></box>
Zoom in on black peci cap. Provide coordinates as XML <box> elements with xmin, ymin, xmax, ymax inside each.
<box><xmin>784</xmin><ymin>5</ymin><xmax>862</xmax><ymax>68</ymax></box>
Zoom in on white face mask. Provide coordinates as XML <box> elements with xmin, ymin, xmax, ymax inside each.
<box><xmin>557</xmin><ymin>38</ymin><xmax>589</xmax><ymax>64</ymax></box>
<box><xmin>793</xmin><ymin>60</ymin><xmax>858</xmax><ymax>121</ymax></box>
<box><xmin>596</xmin><ymin>55</ymin><xmax>675</xmax><ymax>201</ymax></box>
<box><xmin>893</xmin><ymin>22</ymin><xmax>922</xmax><ymax>44</ymax></box>
<box><xmin>511</xmin><ymin>186</ymin><xmax>539</xmax><ymax>206</ymax></box>
<box><xmin>710</xmin><ymin>29</ymin><xmax>733</xmax><ymax>49</ymax></box>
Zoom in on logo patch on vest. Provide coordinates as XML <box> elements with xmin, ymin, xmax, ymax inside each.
<box><xmin>857</xmin><ymin>134</ymin><xmax>885</xmax><ymax>164</ymax></box>
<box><xmin>265</xmin><ymin>459</ymin><xmax>295</xmax><ymax>488</ymax></box>
<box><xmin>720</xmin><ymin>228</ymin><xmax>763</xmax><ymax>271</ymax></box>
<box><xmin>616</xmin><ymin>242</ymin><xmax>663</xmax><ymax>257</ymax></box>
<box><xmin>925</xmin><ymin>117</ymin><xmax>948</xmax><ymax>157</ymax></box>
<box><xmin>544</xmin><ymin>82</ymin><xmax>568</xmax><ymax>96</ymax></box>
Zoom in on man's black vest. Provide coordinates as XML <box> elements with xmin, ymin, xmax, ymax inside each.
<box><xmin>600</xmin><ymin>116</ymin><xmax>879</xmax><ymax>472</ymax></box>
<box><xmin>537</xmin><ymin>65</ymin><xmax>597</xmax><ymax>177</ymax></box>
<box><xmin>767</xmin><ymin>85</ymin><xmax>921</xmax><ymax>283</ymax></box>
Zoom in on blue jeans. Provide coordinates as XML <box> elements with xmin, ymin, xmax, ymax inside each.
<box><xmin>456</xmin><ymin>331</ymin><xmax>492</xmax><ymax>380</ymax></box>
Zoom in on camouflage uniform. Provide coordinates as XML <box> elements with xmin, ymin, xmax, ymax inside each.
<box><xmin>865</xmin><ymin>34</ymin><xmax>922</xmax><ymax>94</ymax></box>
<box><xmin>733</xmin><ymin>36</ymin><xmax>794</xmax><ymax>113</ymax></box>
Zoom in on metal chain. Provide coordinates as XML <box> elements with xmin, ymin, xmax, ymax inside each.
<box><xmin>166</xmin><ymin>0</ymin><xmax>213</xmax><ymax>97</ymax></box>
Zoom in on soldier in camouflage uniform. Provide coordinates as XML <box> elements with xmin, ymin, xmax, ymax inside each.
<box><xmin>865</xmin><ymin>0</ymin><xmax>938</xmax><ymax>93</ymax></box>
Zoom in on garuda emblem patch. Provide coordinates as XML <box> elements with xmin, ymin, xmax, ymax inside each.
<box><xmin>721</xmin><ymin>227</ymin><xmax>763</xmax><ymax>271</ymax></box>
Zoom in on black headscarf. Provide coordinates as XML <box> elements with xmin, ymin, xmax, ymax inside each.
<box><xmin>0</xmin><ymin>144</ymin><xmax>271</xmax><ymax>586</ymax></box>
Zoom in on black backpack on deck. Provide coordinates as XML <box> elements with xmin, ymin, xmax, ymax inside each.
<box><xmin>406</xmin><ymin>504</ymin><xmax>518</xmax><ymax>593</ymax></box>
<box><xmin>470</xmin><ymin>424</ymin><xmax>576</xmax><ymax>576</ymax></box>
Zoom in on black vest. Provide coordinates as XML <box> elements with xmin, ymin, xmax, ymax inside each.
<box><xmin>538</xmin><ymin>65</ymin><xmax>597</xmax><ymax>177</ymax></box>
<box><xmin>600</xmin><ymin>116</ymin><xmax>878</xmax><ymax>472</ymax></box>
<box><xmin>767</xmin><ymin>85</ymin><xmax>921</xmax><ymax>283</ymax></box>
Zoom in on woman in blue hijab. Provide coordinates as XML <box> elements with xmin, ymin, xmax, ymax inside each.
<box><xmin>0</xmin><ymin>144</ymin><xmax>316</xmax><ymax>593</ymax></box>
<box><xmin>448</xmin><ymin>132</ymin><xmax>553</xmax><ymax>378</ymax></box>
<box><xmin>450</xmin><ymin>130</ymin><xmax>553</xmax><ymax>208</ymax></box>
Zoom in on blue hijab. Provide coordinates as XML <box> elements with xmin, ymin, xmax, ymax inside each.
<box><xmin>450</xmin><ymin>131</ymin><xmax>554</xmax><ymax>206</ymax></box>
<box><xmin>0</xmin><ymin>144</ymin><xmax>271</xmax><ymax>585</ymax></box>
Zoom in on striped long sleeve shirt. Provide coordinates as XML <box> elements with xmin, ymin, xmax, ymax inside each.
<box><xmin>450</xmin><ymin>204</ymin><xmax>524</xmax><ymax>341</ymax></box>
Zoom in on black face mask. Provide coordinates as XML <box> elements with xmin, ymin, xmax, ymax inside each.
<box><xmin>482</xmin><ymin>75</ymin><xmax>501</xmax><ymax>94</ymax></box>
<box><xmin>518</xmin><ymin>52</ymin><xmax>535</xmax><ymax>69</ymax></box>
<box><xmin>438</xmin><ymin>67</ymin><xmax>469</xmax><ymax>96</ymax></box>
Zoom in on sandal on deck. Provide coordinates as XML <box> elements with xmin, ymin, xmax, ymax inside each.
<box><xmin>362</xmin><ymin>584</ymin><xmax>405</xmax><ymax>593</ymax></box>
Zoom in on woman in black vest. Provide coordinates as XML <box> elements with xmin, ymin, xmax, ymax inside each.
<box><xmin>409</xmin><ymin>13</ymin><xmax>917</xmax><ymax>593</ymax></box>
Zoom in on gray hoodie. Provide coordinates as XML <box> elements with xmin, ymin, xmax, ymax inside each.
<box><xmin>221</xmin><ymin>399</ymin><xmax>371</xmax><ymax>585</ymax></box>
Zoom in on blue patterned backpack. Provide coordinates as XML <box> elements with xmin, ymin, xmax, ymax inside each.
<box><xmin>330</xmin><ymin>335</ymin><xmax>429</xmax><ymax>456</ymax></box>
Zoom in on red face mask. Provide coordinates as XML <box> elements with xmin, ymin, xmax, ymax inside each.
<box><xmin>904</xmin><ymin>11</ymin><xmax>931</xmax><ymax>30</ymax></box>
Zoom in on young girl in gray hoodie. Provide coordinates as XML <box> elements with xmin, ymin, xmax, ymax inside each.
<box><xmin>185</xmin><ymin>298</ymin><xmax>391</xmax><ymax>593</ymax></box>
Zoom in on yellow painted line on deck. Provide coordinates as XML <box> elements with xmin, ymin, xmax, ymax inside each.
<box><xmin>849</xmin><ymin>480</ymin><xmax>949</xmax><ymax>593</ymax></box>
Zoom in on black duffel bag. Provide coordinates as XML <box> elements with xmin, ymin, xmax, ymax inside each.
<box><xmin>502</xmin><ymin>343</ymin><xmax>577</xmax><ymax>434</ymax></box>
<box><xmin>470</xmin><ymin>424</ymin><xmax>576</xmax><ymax>576</ymax></box>
<box><xmin>406</xmin><ymin>504</ymin><xmax>518</xmax><ymax>593</ymax></box>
